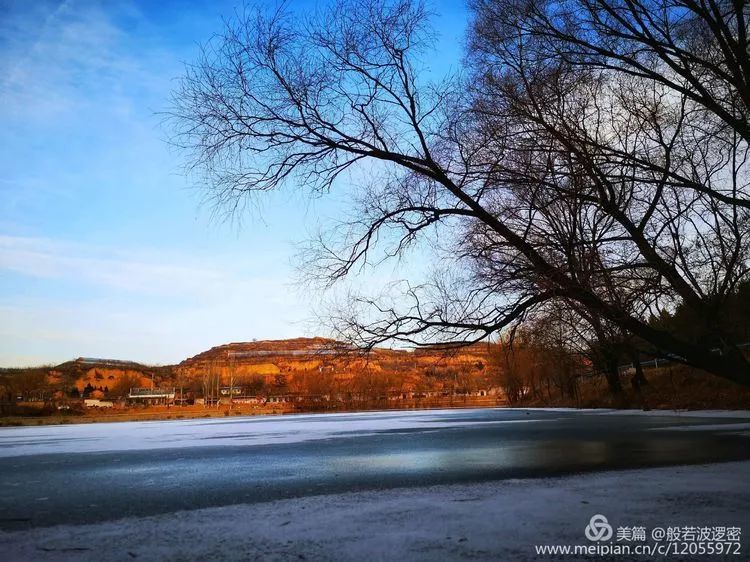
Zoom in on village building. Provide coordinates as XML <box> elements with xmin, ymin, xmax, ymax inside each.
<box><xmin>128</xmin><ymin>387</ymin><xmax>176</xmax><ymax>406</ymax></box>
<box><xmin>83</xmin><ymin>399</ymin><xmax>114</xmax><ymax>408</ymax></box>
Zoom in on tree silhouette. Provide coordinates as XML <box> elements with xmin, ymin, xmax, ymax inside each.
<box><xmin>169</xmin><ymin>0</ymin><xmax>750</xmax><ymax>386</ymax></box>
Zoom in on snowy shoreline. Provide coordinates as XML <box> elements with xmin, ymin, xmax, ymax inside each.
<box><xmin>1</xmin><ymin>460</ymin><xmax>747</xmax><ymax>561</ymax></box>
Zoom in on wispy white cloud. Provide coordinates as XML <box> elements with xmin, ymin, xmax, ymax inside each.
<box><xmin>0</xmin><ymin>0</ymin><xmax>154</xmax><ymax>123</ymax></box>
<box><xmin>0</xmin><ymin>235</ymin><xmax>222</xmax><ymax>296</ymax></box>
<box><xmin>0</xmin><ymin>234</ymin><xmax>309</xmax><ymax>365</ymax></box>
<box><xmin>0</xmin><ymin>234</ymin><xmax>301</xmax><ymax>300</ymax></box>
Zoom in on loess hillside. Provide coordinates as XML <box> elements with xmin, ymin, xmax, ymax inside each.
<box><xmin>1</xmin><ymin>338</ymin><xmax>499</xmax><ymax>403</ymax></box>
<box><xmin>176</xmin><ymin>338</ymin><xmax>497</xmax><ymax>397</ymax></box>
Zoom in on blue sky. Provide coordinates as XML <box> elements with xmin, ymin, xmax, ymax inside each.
<box><xmin>0</xmin><ymin>0</ymin><xmax>467</xmax><ymax>366</ymax></box>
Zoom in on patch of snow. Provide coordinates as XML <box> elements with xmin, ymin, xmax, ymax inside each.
<box><xmin>0</xmin><ymin>461</ymin><xmax>747</xmax><ymax>561</ymax></box>
<box><xmin>592</xmin><ymin>409</ymin><xmax>750</xmax><ymax>418</ymax></box>
<box><xmin>650</xmin><ymin>422</ymin><xmax>750</xmax><ymax>432</ymax></box>
<box><xmin>520</xmin><ymin>408</ymin><xmax>750</xmax><ymax>418</ymax></box>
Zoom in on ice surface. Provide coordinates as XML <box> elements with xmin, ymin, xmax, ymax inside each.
<box><xmin>1</xmin><ymin>460</ymin><xmax>747</xmax><ymax>561</ymax></box>
<box><xmin>1</xmin><ymin>407</ymin><xmax>748</xmax><ymax>458</ymax></box>
<box><xmin>0</xmin><ymin>408</ymin><xmax>552</xmax><ymax>457</ymax></box>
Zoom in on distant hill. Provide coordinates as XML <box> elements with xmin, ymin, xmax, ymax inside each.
<box><xmin>174</xmin><ymin>337</ymin><xmax>494</xmax><ymax>400</ymax></box>
<box><xmin>1</xmin><ymin>337</ymin><xmax>498</xmax><ymax>404</ymax></box>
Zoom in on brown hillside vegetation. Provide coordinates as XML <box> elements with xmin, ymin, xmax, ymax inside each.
<box><xmin>176</xmin><ymin>338</ymin><xmax>497</xmax><ymax>400</ymax></box>
<box><xmin>0</xmin><ymin>338</ymin><xmax>502</xmax><ymax>422</ymax></box>
<box><xmin>3</xmin><ymin>338</ymin><xmax>749</xmax><ymax>425</ymax></box>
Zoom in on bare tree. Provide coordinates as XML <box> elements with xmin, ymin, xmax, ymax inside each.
<box><xmin>201</xmin><ymin>360</ymin><xmax>221</xmax><ymax>408</ymax></box>
<box><xmin>168</xmin><ymin>0</ymin><xmax>750</xmax><ymax>386</ymax></box>
<box><xmin>227</xmin><ymin>352</ymin><xmax>237</xmax><ymax>411</ymax></box>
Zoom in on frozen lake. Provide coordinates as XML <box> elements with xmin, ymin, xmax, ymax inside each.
<box><xmin>1</xmin><ymin>407</ymin><xmax>749</xmax><ymax>529</ymax></box>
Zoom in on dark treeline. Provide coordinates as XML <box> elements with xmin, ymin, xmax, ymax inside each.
<box><xmin>496</xmin><ymin>281</ymin><xmax>750</xmax><ymax>405</ymax></box>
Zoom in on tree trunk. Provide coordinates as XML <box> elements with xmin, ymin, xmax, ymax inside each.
<box><xmin>629</xmin><ymin>349</ymin><xmax>648</xmax><ymax>390</ymax></box>
<box><xmin>602</xmin><ymin>355</ymin><xmax>627</xmax><ymax>407</ymax></box>
<box><xmin>604</xmin><ymin>367</ymin><xmax>623</xmax><ymax>397</ymax></box>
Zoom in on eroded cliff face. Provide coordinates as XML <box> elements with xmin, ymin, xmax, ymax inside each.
<box><xmin>175</xmin><ymin>338</ymin><xmax>498</xmax><ymax>396</ymax></box>
<box><xmin>75</xmin><ymin>368</ymin><xmax>151</xmax><ymax>392</ymax></box>
<box><xmin>59</xmin><ymin>360</ymin><xmax>172</xmax><ymax>394</ymax></box>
